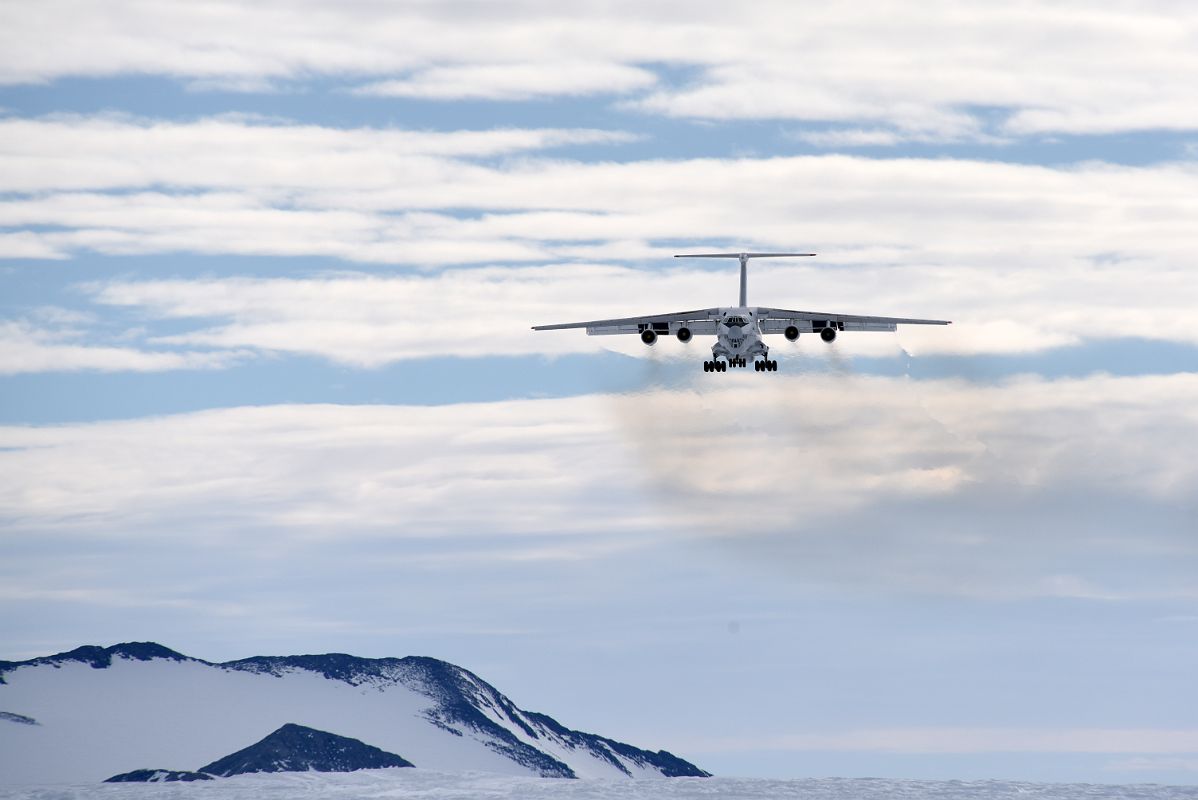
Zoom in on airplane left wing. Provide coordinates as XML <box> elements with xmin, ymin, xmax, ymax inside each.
<box><xmin>532</xmin><ymin>308</ymin><xmax>722</xmax><ymax>336</ymax></box>
<box><xmin>756</xmin><ymin>307</ymin><xmax>951</xmax><ymax>334</ymax></box>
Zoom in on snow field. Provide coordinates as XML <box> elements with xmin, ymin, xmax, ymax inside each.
<box><xmin>2</xmin><ymin>771</ymin><xmax>1197</xmax><ymax>800</ymax></box>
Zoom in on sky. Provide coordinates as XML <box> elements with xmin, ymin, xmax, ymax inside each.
<box><xmin>2</xmin><ymin>0</ymin><xmax>1198</xmax><ymax>785</ymax></box>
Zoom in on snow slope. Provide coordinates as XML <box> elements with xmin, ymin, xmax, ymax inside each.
<box><xmin>0</xmin><ymin>643</ymin><xmax>706</xmax><ymax>784</ymax></box>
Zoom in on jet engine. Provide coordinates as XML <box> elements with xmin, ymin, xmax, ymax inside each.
<box><xmin>640</xmin><ymin>329</ymin><xmax>658</xmax><ymax>346</ymax></box>
<box><xmin>676</xmin><ymin>327</ymin><xmax>692</xmax><ymax>343</ymax></box>
<box><xmin>820</xmin><ymin>327</ymin><xmax>837</xmax><ymax>342</ymax></box>
<box><xmin>784</xmin><ymin>325</ymin><xmax>800</xmax><ymax>341</ymax></box>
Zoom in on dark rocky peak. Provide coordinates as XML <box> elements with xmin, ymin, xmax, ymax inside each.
<box><xmin>107</xmin><ymin>642</ymin><xmax>193</xmax><ymax>663</ymax></box>
<box><xmin>220</xmin><ymin>652</ymin><xmax>410</xmax><ymax>684</ymax></box>
<box><xmin>105</xmin><ymin>769</ymin><xmax>213</xmax><ymax>783</ymax></box>
<box><xmin>0</xmin><ymin>642</ymin><xmax>193</xmax><ymax>681</ymax></box>
<box><xmin>197</xmin><ymin>723</ymin><xmax>415</xmax><ymax>776</ymax></box>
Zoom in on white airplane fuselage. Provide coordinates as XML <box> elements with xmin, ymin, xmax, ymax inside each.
<box><xmin>712</xmin><ymin>308</ymin><xmax>768</xmax><ymax>361</ymax></box>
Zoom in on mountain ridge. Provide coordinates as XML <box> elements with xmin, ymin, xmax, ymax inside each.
<box><xmin>0</xmin><ymin>641</ymin><xmax>709</xmax><ymax>783</ymax></box>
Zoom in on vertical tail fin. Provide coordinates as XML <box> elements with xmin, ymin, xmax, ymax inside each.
<box><xmin>673</xmin><ymin>252</ymin><xmax>816</xmax><ymax>306</ymax></box>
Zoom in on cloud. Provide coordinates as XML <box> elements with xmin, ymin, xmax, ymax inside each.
<box><xmin>0</xmin><ymin>231</ymin><xmax>69</xmax><ymax>260</ymax></box>
<box><xmin>0</xmin><ymin>399</ymin><xmax>652</xmax><ymax>541</ymax></box>
<box><xmin>790</xmin><ymin>126</ymin><xmax>1010</xmax><ymax>148</ymax></box>
<box><xmin>355</xmin><ymin>62</ymin><xmax>657</xmax><ymax>100</ymax></box>
<box><xmin>4</xmin><ymin>2</ymin><xmax>1198</xmax><ymax>136</ymax></box>
<box><xmin>0</xmin><ymin>116</ymin><xmax>637</xmax><ymax>192</ymax></box>
<box><xmin>1106</xmin><ymin>756</ymin><xmax>1198</xmax><ymax>772</ymax></box>
<box><xmin>0</xmin><ymin>320</ymin><xmax>243</xmax><ymax>374</ymax></box>
<box><xmin>682</xmin><ymin>727</ymin><xmax>1198</xmax><ymax>755</ymax></box>
<box><xmin>0</xmin><ymin>582</ymin><xmax>253</xmax><ymax>616</ymax></box>
<box><xmin>792</xmin><ymin>129</ymin><xmax>909</xmax><ymax>148</ymax></box>
<box><xmin>1</xmin><ymin>373</ymin><xmax>1195</xmax><ymax>599</ymax></box>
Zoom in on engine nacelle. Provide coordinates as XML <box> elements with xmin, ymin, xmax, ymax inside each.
<box><xmin>820</xmin><ymin>327</ymin><xmax>837</xmax><ymax>342</ymax></box>
<box><xmin>784</xmin><ymin>325</ymin><xmax>800</xmax><ymax>341</ymax></box>
<box><xmin>640</xmin><ymin>329</ymin><xmax>658</xmax><ymax>346</ymax></box>
<box><xmin>676</xmin><ymin>327</ymin><xmax>692</xmax><ymax>343</ymax></box>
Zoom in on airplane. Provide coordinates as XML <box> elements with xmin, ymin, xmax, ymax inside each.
<box><xmin>532</xmin><ymin>252</ymin><xmax>950</xmax><ymax>372</ymax></box>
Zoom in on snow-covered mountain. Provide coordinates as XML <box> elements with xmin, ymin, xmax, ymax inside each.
<box><xmin>0</xmin><ymin>642</ymin><xmax>708</xmax><ymax>784</ymax></box>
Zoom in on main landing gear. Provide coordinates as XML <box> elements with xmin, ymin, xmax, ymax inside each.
<box><xmin>705</xmin><ymin>357</ymin><xmax>745</xmax><ymax>372</ymax></box>
<box><xmin>704</xmin><ymin>357</ymin><xmax>778</xmax><ymax>372</ymax></box>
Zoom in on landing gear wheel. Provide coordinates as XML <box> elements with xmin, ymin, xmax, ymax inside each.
<box><xmin>718</xmin><ymin>361</ymin><xmax>726</xmax><ymax>372</ymax></box>
<box><xmin>703</xmin><ymin>361</ymin><xmax>710</xmax><ymax>372</ymax></box>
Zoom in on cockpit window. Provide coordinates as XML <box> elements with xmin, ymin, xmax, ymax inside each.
<box><xmin>723</xmin><ymin>316</ymin><xmax>747</xmax><ymax>328</ymax></box>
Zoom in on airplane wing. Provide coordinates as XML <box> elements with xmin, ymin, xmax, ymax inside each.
<box><xmin>756</xmin><ymin>307</ymin><xmax>951</xmax><ymax>334</ymax></box>
<box><xmin>532</xmin><ymin>309</ymin><xmax>722</xmax><ymax>336</ymax></box>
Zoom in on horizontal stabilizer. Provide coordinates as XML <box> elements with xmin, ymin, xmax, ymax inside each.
<box><xmin>675</xmin><ymin>251</ymin><xmax>816</xmax><ymax>305</ymax></box>
<box><xmin>674</xmin><ymin>252</ymin><xmax>815</xmax><ymax>259</ymax></box>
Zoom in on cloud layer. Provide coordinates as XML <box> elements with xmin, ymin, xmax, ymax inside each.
<box><xmin>3</xmin><ymin>372</ymin><xmax>1195</xmax><ymax>600</ymax></box>
<box><xmin>4</xmin><ymin>2</ymin><xmax>1198</xmax><ymax>137</ymax></box>
<box><xmin>4</xmin><ymin>115</ymin><xmax>1198</xmax><ymax>371</ymax></box>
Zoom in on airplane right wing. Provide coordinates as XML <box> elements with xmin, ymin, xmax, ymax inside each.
<box><xmin>532</xmin><ymin>308</ymin><xmax>722</xmax><ymax>336</ymax></box>
<box><xmin>756</xmin><ymin>307</ymin><xmax>951</xmax><ymax>334</ymax></box>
